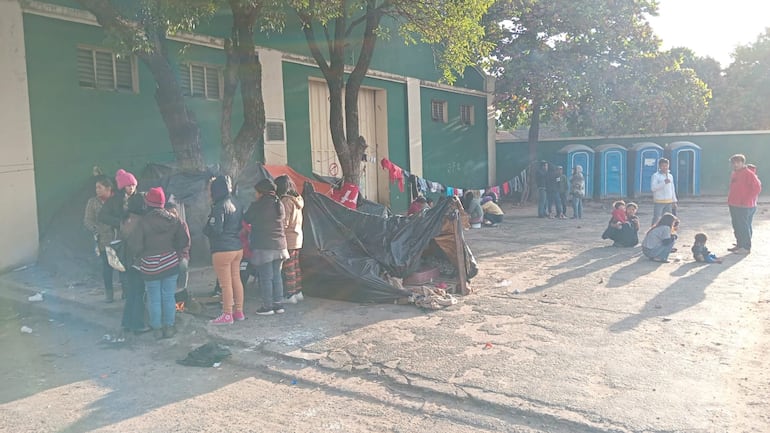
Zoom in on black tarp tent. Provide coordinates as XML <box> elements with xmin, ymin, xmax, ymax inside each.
<box><xmin>300</xmin><ymin>184</ymin><xmax>463</xmax><ymax>303</ymax></box>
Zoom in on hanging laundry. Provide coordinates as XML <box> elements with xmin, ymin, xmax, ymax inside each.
<box><xmin>502</xmin><ymin>182</ymin><xmax>510</xmax><ymax>195</ymax></box>
<box><xmin>417</xmin><ymin>177</ymin><xmax>428</xmax><ymax>194</ymax></box>
<box><xmin>491</xmin><ymin>186</ymin><xmax>501</xmax><ymax>197</ymax></box>
<box><xmin>331</xmin><ymin>181</ymin><xmax>360</xmax><ymax>210</ymax></box>
<box><xmin>380</xmin><ymin>158</ymin><xmax>405</xmax><ymax>192</ymax></box>
<box><xmin>446</xmin><ymin>187</ymin><xmax>454</xmax><ymax>197</ymax></box>
<box><xmin>408</xmin><ymin>174</ymin><xmax>419</xmax><ymax>199</ymax></box>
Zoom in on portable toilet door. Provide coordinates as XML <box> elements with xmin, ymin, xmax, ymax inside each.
<box><xmin>666</xmin><ymin>141</ymin><xmax>701</xmax><ymax>197</ymax></box>
<box><xmin>595</xmin><ymin>144</ymin><xmax>627</xmax><ymax>199</ymax></box>
<box><xmin>558</xmin><ymin>144</ymin><xmax>595</xmax><ymax>198</ymax></box>
<box><xmin>629</xmin><ymin>142</ymin><xmax>664</xmax><ymax>197</ymax></box>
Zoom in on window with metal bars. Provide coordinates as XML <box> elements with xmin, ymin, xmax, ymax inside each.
<box><xmin>179</xmin><ymin>63</ymin><xmax>222</xmax><ymax>100</ymax></box>
<box><xmin>77</xmin><ymin>47</ymin><xmax>135</xmax><ymax>92</ymax></box>
<box><xmin>460</xmin><ymin>104</ymin><xmax>475</xmax><ymax>126</ymax></box>
<box><xmin>431</xmin><ymin>100</ymin><xmax>447</xmax><ymax>123</ymax></box>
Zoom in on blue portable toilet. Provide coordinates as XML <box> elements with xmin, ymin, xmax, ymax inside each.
<box><xmin>558</xmin><ymin>144</ymin><xmax>595</xmax><ymax>198</ymax></box>
<box><xmin>666</xmin><ymin>141</ymin><xmax>701</xmax><ymax>197</ymax></box>
<box><xmin>628</xmin><ymin>142</ymin><xmax>664</xmax><ymax>197</ymax></box>
<box><xmin>594</xmin><ymin>144</ymin><xmax>627</xmax><ymax>199</ymax></box>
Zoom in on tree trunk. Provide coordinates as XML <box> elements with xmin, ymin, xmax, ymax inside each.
<box><xmin>528</xmin><ymin>100</ymin><xmax>541</xmax><ymax>162</ymax></box>
<box><xmin>74</xmin><ymin>0</ymin><xmax>204</xmax><ymax>172</ymax></box>
<box><xmin>145</xmin><ymin>50</ymin><xmax>205</xmax><ymax>171</ymax></box>
<box><xmin>220</xmin><ymin>2</ymin><xmax>265</xmax><ymax>179</ymax></box>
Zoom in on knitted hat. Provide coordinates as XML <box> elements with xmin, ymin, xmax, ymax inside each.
<box><xmin>145</xmin><ymin>187</ymin><xmax>165</xmax><ymax>208</ymax></box>
<box><xmin>115</xmin><ymin>169</ymin><xmax>137</xmax><ymax>190</ymax></box>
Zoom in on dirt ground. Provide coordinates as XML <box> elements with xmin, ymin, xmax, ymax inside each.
<box><xmin>2</xmin><ymin>196</ymin><xmax>769</xmax><ymax>432</ymax></box>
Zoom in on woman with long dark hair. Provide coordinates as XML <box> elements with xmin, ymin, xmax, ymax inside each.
<box><xmin>641</xmin><ymin>213</ymin><xmax>679</xmax><ymax>263</ymax></box>
<box><xmin>244</xmin><ymin>179</ymin><xmax>289</xmax><ymax>315</ymax></box>
<box><xmin>84</xmin><ymin>175</ymin><xmax>116</xmax><ymax>302</ymax></box>
<box><xmin>204</xmin><ymin>175</ymin><xmax>245</xmax><ymax>325</ymax></box>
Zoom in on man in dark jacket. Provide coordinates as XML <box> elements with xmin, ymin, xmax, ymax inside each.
<box><xmin>535</xmin><ymin>161</ymin><xmax>549</xmax><ymax>218</ymax></box>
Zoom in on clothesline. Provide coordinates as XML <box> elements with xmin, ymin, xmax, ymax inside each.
<box><xmin>380</xmin><ymin>158</ymin><xmax>529</xmax><ymax>201</ymax></box>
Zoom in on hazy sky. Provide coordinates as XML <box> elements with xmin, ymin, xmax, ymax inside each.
<box><xmin>648</xmin><ymin>0</ymin><xmax>770</xmax><ymax>66</ymax></box>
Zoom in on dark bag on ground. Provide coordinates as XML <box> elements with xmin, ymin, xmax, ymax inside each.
<box><xmin>177</xmin><ymin>342</ymin><xmax>231</xmax><ymax>367</ymax></box>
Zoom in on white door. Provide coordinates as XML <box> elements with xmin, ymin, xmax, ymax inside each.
<box><xmin>308</xmin><ymin>80</ymin><xmax>380</xmax><ymax>201</ymax></box>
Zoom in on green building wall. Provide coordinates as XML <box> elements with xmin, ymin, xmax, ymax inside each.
<box><xmin>496</xmin><ymin>132</ymin><xmax>770</xmax><ymax>196</ymax></box>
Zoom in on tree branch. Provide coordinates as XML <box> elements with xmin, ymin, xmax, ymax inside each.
<box><xmin>298</xmin><ymin>13</ymin><xmax>332</xmax><ymax>80</ymax></box>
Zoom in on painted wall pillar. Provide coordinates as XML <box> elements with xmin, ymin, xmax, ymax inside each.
<box><xmin>0</xmin><ymin>0</ymin><xmax>40</xmax><ymax>272</ymax></box>
<box><xmin>485</xmin><ymin>75</ymin><xmax>496</xmax><ymax>187</ymax></box>
<box><xmin>406</xmin><ymin>77</ymin><xmax>423</xmax><ymax>176</ymax></box>
<box><xmin>259</xmin><ymin>48</ymin><xmax>287</xmax><ymax>165</ymax></box>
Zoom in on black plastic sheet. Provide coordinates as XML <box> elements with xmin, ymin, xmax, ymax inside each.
<box><xmin>300</xmin><ymin>185</ymin><xmax>451</xmax><ymax>303</ymax></box>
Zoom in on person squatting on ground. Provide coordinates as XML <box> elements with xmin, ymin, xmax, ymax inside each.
<box><xmin>462</xmin><ymin>190</ymin><xmax>484</xmax><ymax>228</ymax></box>
<box><xmin>98</xmin><ymin>168</ymin><xmax>138</xmax><ymax>301</ymax></box>
<box><xmin>602</xmin><ymin>202</ymin><xmax>640</xmax><ymax>247</ymax></box>
<box><xmin>244</xmin><ymin>179</ymin><xmax>290</xmax><ymax>316</ymax></box>
<box><xmin>276</xmin><ymin>175</ymin><xmax>305</xmax><ymax>304</ymax></box>
<box><xmin>481</xmin><ymin>196</ymin><xmax>504</xmax><ymax>226</ymax></box>
<box><xmin>204</xmin><ymin>175</ymin><xmax>246</xmax><ymax>325</ymax></box>
<box><xmin>642</xmin><ymin>213</ymin><xmax>679</xmax><ymax>263</ymax></box>
<box><xmin>692</xmin><ymin>233</ymin><xmax>722</xmax><ymax>264</ymax></box>
<box><xmin>556</xmin><ymin>166</ymin><xmax>569</xmax><ymax>218</ymax></box>
<box><xmin>536</xmin><ymin>161</ymin><xmax>549</xmax><ymax>218</ymax></box>
<box><xmin>120</xmin><ymin>193</ymin><xmax>150</xmax><ymax>335</ymax></box>
<box><xmin>570</xmin><ymin>165</ymin><xmax>585</xmax><ymax>219</ymax></box>
<box><xmin>650</xmin><ymin>158</ymin><xmax>678</xmax><ymax>226</ymax></box>
<box><xmin>727</xmin><ymin>154</ymin><xmax>762</xmax><ymax>255</ymax></box>
<box><xmin>127</xmin><ymin>187</ymin><xmax>190</xmax><ymax>339</ymax></box>
<box><xmin>84</xmin><ymin>175</ymin><xmax>116</xmax><ymax>303</ymax></box>
<box><xmin>546</xmin><ymin>164</ymin><xmax>565</xmax><ymax>219</ymax></box>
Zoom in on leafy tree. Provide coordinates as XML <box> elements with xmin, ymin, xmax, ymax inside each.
<box><xmin>490</xmin><ymin>0</ymin><xmax>658</xmax><ymax>160</ymax></box>
<box><xmin>291</xmin><ymin>0</ymin><xmax>493</xmax><ymax>185</ymax></box>
<box><xmin>708</xmin><ymin>29</ymin><xmax>770</xmax><ymax>131</ymax></box>
<box><xmin>563</xmin><ymin>51</ymin><xmax>711</xmax><ymax>135</ymax></box>
<box><xmin>75</xmin><ymin>0</ymin><xmax>216</xmax><ymax>171</ymax></box>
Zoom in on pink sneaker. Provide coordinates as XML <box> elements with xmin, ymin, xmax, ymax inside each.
<box><xmin>210</xmin><ymin>313</ymin><xmax>233</xmax><ymax>325</ymax></box>
<box><xmin>232</xmin><ymin>311</ymin><xmax>246</xmax><ymax>321</ymax></box>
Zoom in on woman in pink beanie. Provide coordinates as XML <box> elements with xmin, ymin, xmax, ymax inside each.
<box><xmin>98</xmin><ymin>168</ymin><xmax>139</xmax><ymax>302</ymax></box>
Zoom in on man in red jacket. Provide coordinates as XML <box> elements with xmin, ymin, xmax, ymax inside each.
<box><xmin>727</xmin><ymin>154</ymin><xmax>762</xmax><ymax>254</ymax></box>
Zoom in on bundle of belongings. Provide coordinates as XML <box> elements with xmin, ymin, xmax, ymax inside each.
<box><xmin>177</xmin><ymin>342</ymin><xmax>232</xmax><ymax>367</ymax></box>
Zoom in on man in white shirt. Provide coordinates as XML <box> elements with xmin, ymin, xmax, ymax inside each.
<box><xmin>650</xmin><ymin>158</ymin><xmax>678</xmax><ymax>226</ymax></box>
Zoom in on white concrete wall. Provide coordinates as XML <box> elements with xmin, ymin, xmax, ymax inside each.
<box><xmin>259</xmin><ymin>48</ymin><xmax>288</xmax><ymax>165</ymax></box>
<box><xmin>406</xmin><ymin>77</ymin><xmax>423</xmax><ymax>176</ymax></box>
<box><xmin>0</xmin><ymin>0</ymin><xmax>39</xmax><ymax>272</ymax></box>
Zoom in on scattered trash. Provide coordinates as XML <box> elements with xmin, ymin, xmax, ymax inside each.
<box><xmin>212</xmin><ymin>362</ymin><xmax>222</xmax><ymax>368</ymax></box>
<box><xmin>483</xmin><ymin>342</ymin><xmax>493</xmax><ymax>350</ymax></box>
<box><xmin>177</xmin><ymin>342</ymin><xmax>232</xmax><ymax>367</ymax></box>
<box><xmin>511</xmin><ymin>289</ymin><xmax>520</xmax><ymax>294</ymax></box>
<box><xmin>598</xmin><ymin>278</ymin><xmax>604</xmax><ymax>284</ymax></box>
<box><xmin>291</xmin><ymin>379</ymin><xmax>298</xmax><ymax>385</ymax></box>
<box><xmin>20</xmin><ymin>326</ymin><xmax>33</xmax><ymax>334</ymax></box>
<box><xmin>494</xmin><ymin>280</ymin><xmax>511</xmax><ymax>287</ymax></box>
<box><xmin>13</xmin><ymin>265</ymin><xmax>29</xmax><ymax>272</ymax></box>
<box><xmin>102</xmin><ymin>334</ymin><xmax>112</xmax><ymax>341</ymax></box>
<box><xmin>28</xmin><ymin>293</ymin><xmax>44</xmax><ymax>302</ymax></box>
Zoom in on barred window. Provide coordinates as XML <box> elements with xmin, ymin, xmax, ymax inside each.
<box><xmin>460</xmin><ymin>104</ymin><xmax>475</xmax><ymax>125</ymax></box>
<box><xmin>77</xmin><ymin>46</ymin><xmax>136</xmax><ymax>92</ymax></box>
<box><xmin>431</xmin><ymin>100</ymin><xmax>448</xmax><ymax>123</ymax></box>
<box><xmin>179</xmin><ymin>63</ymin><xmax>222</xmax><ymax>100</ymax></box>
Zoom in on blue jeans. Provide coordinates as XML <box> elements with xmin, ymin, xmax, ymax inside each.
<box><xmin>652</xmin><ymin>203</ymin><xmax>673</xmax><ymax>226</ymax></box>
<box><xmin>572</xmin><ymin>196</ymin><xmax>583</xmax><ymax>218</ymax></box>
<box><xmin>547</xmin><ymin>190</ymin><xmax>562</xmax><ymax>216</ymax></box>
<box><xmin>730</xmin><ymin>206</ymin><xmax>754</xmax><ymax>250</ymax></box>
<box><xmin>256</xmin><ymin>259</ymin><xmax>284</xmax><ymax>308</ymax></box>
<box><xmin>145</xmin><ymin>274</ymin><xmax>178</xmax><ymax>329</ymax></box>
<box><xmin>643</xmin><ymin>240</ymin><xmax>675</xmax><ymax>261</ymax></box>
<box><xmin>537</xmin><ymin>187</ymin><xmax>547</xmax><ymax>217</ymax></box>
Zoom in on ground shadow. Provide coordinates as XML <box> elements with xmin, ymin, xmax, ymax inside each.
<box><xmin>609</xmin><ymin>255</ymin><xmax>746</xmax><ymax>333</ymax></box>
<box><xmin>606</xmin><ymin>254</ymin><xmax>663</xmax><ymax>288</ymax></box>
<box><xmin>526</xmin><ymin>246</ymin><xmax>639</xmax><ymax>294</ymax></box>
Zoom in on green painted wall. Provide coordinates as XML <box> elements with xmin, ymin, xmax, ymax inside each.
<box><xmin>496</xmin><ymin>132</ymin><xmax>770</xmax><ymax>195</ymax></box>
<box><xmin>421</xmin><ymin>88</ymin><xmax>489</xmax><ymax>192</ymax></box>
<box><xmin>23</xmin><ymin>14</ymin><xmax>242</xmax><ymax>231</ymax></box>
